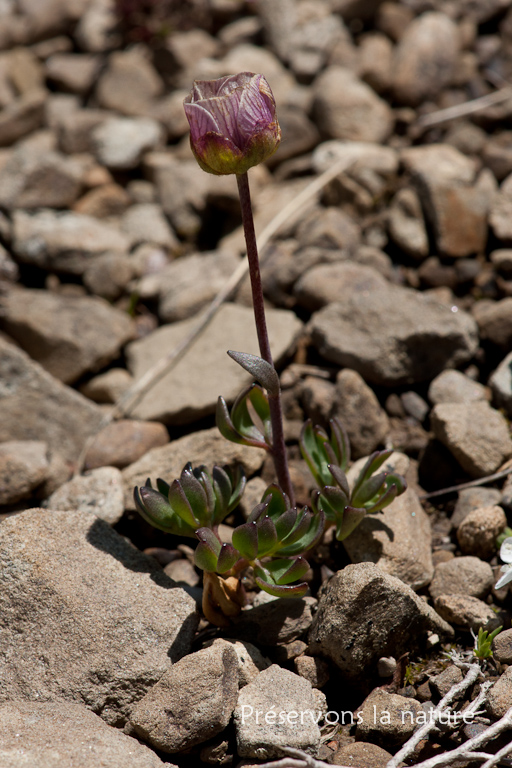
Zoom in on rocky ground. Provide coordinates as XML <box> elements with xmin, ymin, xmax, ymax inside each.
<box><xmin>2</xmin><ymin>0</ymin><xmax>512</xmax><ymax>766</ymax></box>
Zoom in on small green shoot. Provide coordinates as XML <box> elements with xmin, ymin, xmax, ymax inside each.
<box><xmin>472</xmin><ymin>626</ymin><xmax>503</xmax><ymax>660</ymax></box>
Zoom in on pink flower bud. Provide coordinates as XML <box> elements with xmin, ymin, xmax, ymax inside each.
<box><xmin>183</xmin><ymin>72</ymin><xmax>281</xmax><ymax>175</ymax></box>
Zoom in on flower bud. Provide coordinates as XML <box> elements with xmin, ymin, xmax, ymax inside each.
<box><xmin>183</xmin><ymin>72</ymin><xmax>281</xmax><ymax>175</ymax></box>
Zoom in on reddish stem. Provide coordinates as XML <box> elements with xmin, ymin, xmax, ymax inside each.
<box><xmin>236</xmin><ymin>172</ymin><xmax>295</xmax><ymax>506</ymax></box>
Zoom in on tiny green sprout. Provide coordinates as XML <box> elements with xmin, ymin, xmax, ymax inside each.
<box><xmin>472</xmin><ymin>625</ymin><xmax>503</xmax><ymax>660</ymax></box>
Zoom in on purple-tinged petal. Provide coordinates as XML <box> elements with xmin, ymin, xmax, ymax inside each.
<box><xmin>184</xmin><ymin>102</ymin><xmax>220</xmax><ymax>143</ymax></box>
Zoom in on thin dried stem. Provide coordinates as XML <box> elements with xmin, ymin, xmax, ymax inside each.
<box><xmin>74</xmin><ymin>155</ymin><xmax>357</xmax><ymax>475</ymax></box>
<box><xmin>420</xmin><ymin>462</ymin><xmax>512</xmax><ymax>500</ymax></box>
<box><xmin>386</xmin><ymin>662</ymin><xmax>482</xmax><ymax>768</ymax></box>
<box><xmin>416</xmin><ymin>86</ymin><xmax>512</xmax><ymax>129</ymax></box>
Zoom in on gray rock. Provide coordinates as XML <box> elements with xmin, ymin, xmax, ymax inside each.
<box><xmin>46</xmin><ymin>466</ymin><xmax>125</xmax><ymax>525</ymax></box>
<box><xmin>137</xmin><ymin>250</ymin><xmax>240</xmax><ymax>323</ymax></box>
<box><xmin>0</xmin><ymin>440</ymin><xmax>49</xmax><ymax>505</ymax></box>
<box><xmin>294</xmin><ymin>261</ymin><xmax>386</xmax><ymax>312</ymax></box>
<box><xmin>12</xmin><ymin>209</ymin><xmax>130</xmax><ymax>274</ymax></box>
<box><xmin>308</xmin><ymin>563</ymin><xmax>453</xmax><ymax>686</ymax></box>
<box><xmin>208</xmin><ymin>638</ymin><xmax>271</xmax><ymax>687</ymax></box>
<box><xmin>269</xmin><ymin>105</ymin><xmax>320</xmax><ymax>164</ymax></box>
<box><xmin>451</xmin><ymin>487</ymin><xmax>502</xmax><ymax>528</ymax></box>
<box><xmin>95</xmin><ymin>48</ymin><xmax>163</xmax><ymax>116</ymax></box>
<box><xmin>456</xmin><ymin>505</ymin><xmax>507</xmax><ymax>559</ymax></box>
<box><xmin>0</xmin><ymin>508</ymin><xmax>198</xmax><ymax>725</ymax></box>
<box><xmin>0</xmin><ymin>336</ymin><xmax>104</xmax><ymax>466</ymax></box>
<box><xmin>345</xmin><ymin>453</ymin><xmax>433</xmax><ymax>591</ymax></box>
<box><xmin>359</xmin><ymin>31</ymin><xmax>393</xmax><ymax>94</ymax></box>
<box><xmin>84</xmin><ymin>420</ymin><xmax>169</xmax><ymax>471</ymax></box>
<box><xmin>487</xmin><ymin>667</ymin><xmax>512</xmax><ymax>719</ymax></box>
<box><xmin>57</xmin><ymin>107</ymin><xmax>110</xmax><ymax>154</ymax></box>
<box><xmin>401</xmin><ymin>144</ymin><xmax>493</xmax><ymax>258</ymax></box>
<box><xmin>356</xmin><ymin>689</ymin><xmax>422</xmax><ymax>746</ymax></box>
<box><xmin>80</xmin><ymin>368</ymin><xmax>133</xmax><ymax>404</ymax></box>
<box><xmin>429</xmin><ymin>369</ymin><xmax>487</xmax><ymax>406</ymax></box>
<box><xmin>0</xmin><ymin>147</ymin><xmax>83</xmax><ymax>209</ymax></box>
<box><xmin>0</xmin><ymin>287</ymin><xmax>134</xmax><ymax>385</ymax></box>
<box><xmin>392</xmin><ymin>12</ymin><xmax>459</xmax><ymax>105</ymax></box>
<box><xmin>309</xmin><ymin>283</ymin><xmax>478</xmax><ymax>386</ymax></box>
<box><xmin>313</xmin><ymin>66</ymin><xmax>393</xmax><ymax>143</ymax></box>
<box><xmin>430</xmin><ymin>665</ymin><xmax>463</xmax><ymax>698</ymax></box>
<box><xmin>232</xmin><ymin>597</ymin><xmax>317</xmax><ymax>646</ymax></box>
<box><xmin>122</xmin><ymin>426</ymin><xmax>266</xmax><ymax>510</ymax></box>
<box><xmin>429</xmin><ymin>557</ymin><xmax>494</xmax><ymax>601</ymax></box>
<box><xmin>388</xmin><ymin>187</ymin><xmax>429</xmax><ymax>259</ymax></box>
<box><xmin>490</xmin><ymin>173</ymin><xmax>512</xmax><ymax>243</ymax></box>
<box><xmin>0</xmin><ymin>701</ymin><xmax>168</xmax><ymax>768</ymax></box>
<box><xmin>332</xmin><ymin>368</ymin><xmax>390</xmax><ymax>459</ymax></box>
<box><xmin>130</xmin><ymin>641</ymin><xmax>239</xmax><ymax>753</ymax></box>
<box><xmin>312</xmin><ymin>140</ymin><xmax>399</xmax><ymax>180</ymax></box>
<box><xmin>434</xmin><ymin>594</ymin><xmax>501</xmax><ymax>632</ymax></box>
<box><xmin>431</xmin><ymin>402</ymin><xmax>512</xmax><ymax>478</ymax></box>
<box><xmin>473</xmin><ymin>298</ymin><xmax>512</xmax><ymax>349</ymax></box>
<box><xmin>0</xmin><ymin>89</ymin><xmax>46</xmax><ymax>147</ymax></box>
<box><xmin>490</xmin><ymin>351</ymin><xmax>512</xmax><ymax>416</ymax></box>
<box><xmin>234</xmin><ymin>665</ymin><xmax>322</xmax><ymax>760</ymax></box>
<box><xmin>92</xmin><ymin>117</ymin><xmax>164</xmax><ymax>170</ymax></box>
<box><xmin>45</xmin><ymin>52</ymin><xmax>101</xmax><ymax>94</ymax></box>
<box><xmin>74</xmin><ymin>0</ymin><xmax>121</xmax><ymax>53</ymax></box>
<box><xmin>295</xmin><ymin>207</ymin><xmax>361</xmax><ymax>253</ymax></box>
<box><xmin>152</xmin><ymin>156</ymin><xmax>212</xmax><ymax>239</ymax></box>
<box><xmin>492</xmin><ymin>629</ymin><xmax>512</xmax><ymax>664</ymax></box>
<box><xmin>294</xmin><ymin>655</ymin><xmax>330</xmax><ymax>689</ymax></box>
<box><xmin>120</xmin><ymin>203</ymin><xmax>178</xmax><ymax>250</ymax></box>
<box><xmin>332</xmin><ymin>742</ymin><xmax>393</xmax><ymax>768</ymax></box>
<box><xmin>125</xmin><ymin>303</ymin><xmax>302</xmax><ymax>423</ymax></box>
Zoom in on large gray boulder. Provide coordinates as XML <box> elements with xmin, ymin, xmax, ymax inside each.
<box><xmin>0</xmin><ymin>508</ymin><xmax>198</xmax><ymax>726</ymax></box>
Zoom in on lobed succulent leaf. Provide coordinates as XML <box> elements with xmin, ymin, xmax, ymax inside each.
<box><xmin>216</xmin><ymin>542</ymin><xmax>240</xmax><ymax>573</ymax></box>
<box><xmin>256</xmin><ymin>515</ymin><xmax>278</xmax><ymax>556</ymax></box>
<box><xmin>232</xmin><ymin>520</ymin><xmax>259</xmax><ymax>560</ymax></box>
<box><xmin>134</xmin><ymin>485</ymin><xmax>198</xmax><ymax>538</ymax></box>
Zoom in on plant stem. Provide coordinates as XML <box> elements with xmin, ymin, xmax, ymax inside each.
<box><xmin>236</xmin><ymin>172</ymin><xmax>294</xmax><ymax>505</ymax></box>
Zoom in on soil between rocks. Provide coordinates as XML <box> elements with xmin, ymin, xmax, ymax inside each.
<box><xmin>2</xmin><ymin>1</ymin><xmax>512</xmax><ymax>766</ymax></box>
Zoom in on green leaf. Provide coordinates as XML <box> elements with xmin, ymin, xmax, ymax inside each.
<box><xmin>216</xmin><ymin>542</ymin><xmax>240</xmax><ymax>573</ymax></box>
<box><xmin>254</xmin><ymin>574</ymin><xmax>308</xmax><ymax>598</ymax></box>
<box><xmin>264</xmin><ymin>556</ymin><xmax>310</xmax><ymax>585</ymax></box>
<box><xmin>351</xmin><ymin>450</ymin><xmax>393</xmax><ymax>499</ymax></box>
<box><xmin>134</xmin><ymin>486</ymin><xmax>196</xmax><ymax>537</ymax></box>
<box><xmin>327</xmin><ymin>464</ymin><xmax>350</xmax><ymax>498</ymax></box>
<box><xmin>335</xmin><ymin>506</ymin><xmax>366</xmax><ymax>540</ymax></box>
<box><xmin>257</xmin><ymin>515</ymin><xmax>278</xmax><ymax>556</ymax></box>
<box><xmin>180</xmin><ymin>468</ymin><xmax>210</xmax><ymax>527</ymax></box>
<box><xmin>227</xmin><ymin>350</ymin><xmax>279</xmax><ymax>396</ymax></box>
<box><xmin>274</xmin><ymin>507</ymin><xmax>299</xmax><ymax>541</ymax></box>
<box><xmin>351</xmin><ymin>472</ymin><xmax>387</xmax><ymax>508</ymax></box>
<box><xmin>330</xmin><ymin>418</ymin><xmax>350</xmax><ymax>471</ymax></box>
<box><xmin>232</xmin><ymin>521</ymin><xmax>258</xmax><ymax>560</ymax></box>
<box><xmin>168</xmin><ymin>479</ymin><xmax>199</xmax><ymax>529</ymax></box>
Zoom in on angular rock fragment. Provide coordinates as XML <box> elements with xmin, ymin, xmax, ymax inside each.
<box><xmin>431</xmin><ymin>402</ymin><xmax>512</xmax><ymax>478</ymax></box>
<box><xmin>12</xmin><ymin>209</ymin><xmax>130</xmax><ymax>274</ymax></box>
<box><xmin>0</xmin><ymin>336</ymin><xmax>104</xmax><ymax>466</ymax></box>
<box><xmin>0</xmin><ymin>440</ymin><xmax>49</xmax><ymax>505</ymax></box>
<box><xmin>0</xmin><ymin>701</ymin><xmax>169</xmax><ymax>768</ymax></box>
<box><xmin>0</xmin><ymin>508</ymin><xmax>198</xmax><ymax>725</ymax></box>
<box><xmin>309</xmin><ymin>283</ymin><xmax>478</xmax><ymax>385</ymax></box>
<box><xmin>401</xmin><ymin>144</ymin><xmax>493</xmax><ymax>258</ymax></box>
<box><xmin>130</xmin><ymin>641</ymin><xmax>239</xmax><ymax>753</ymax></box>
<box><xmin>308</xmin><ymin>563</ymin><xmax>453</xmax><ymax>687</ymax></box>
<box><xmin>45</xmin><ymin>466</ymin><xmax>125</xmax><ymax>525</ymax></box>
<box><xmin>0</xmin><ymin>287</ymin><xmax>134</xmax><ymax>384</ymax></box>
<box><xmin>429</xmin><ymin>556</ymin><xmax>494</xmax><ymax>601</ymax></box>
<box><xmin>234</xmin><ymin>665</ymin><xmax>323</xmax><ymax>759</ymax></box>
